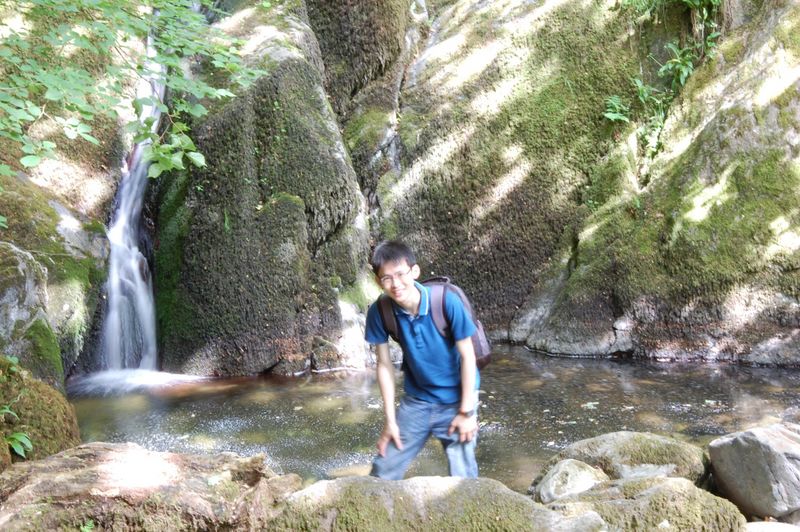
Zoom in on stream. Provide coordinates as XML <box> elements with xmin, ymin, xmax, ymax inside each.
<box><xmin>69</xmin><ymin>345</ymin><xmax>800</xmax><ymax>493</ymax></box>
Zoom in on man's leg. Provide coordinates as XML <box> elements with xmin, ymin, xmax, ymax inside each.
<box><xmin>431</xmin><ymin>403</ymin><xmax>479</xmax><ymax>478</ymax></box>
<box><xmin>370</xmin><ymin>396</ymin><xmax>432</xmax><ymax>480</ymax></box>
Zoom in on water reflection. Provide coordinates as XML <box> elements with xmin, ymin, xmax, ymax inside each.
<box><xmin>70</xmin><ymin>345</ymin><xmax>800</xmax><ymax>492</ymax></box>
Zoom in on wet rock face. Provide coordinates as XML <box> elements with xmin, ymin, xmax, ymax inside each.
<box><xmin>511</xmin><ymin>0</ymin><xmax>800</xmax><ymax>363</ymax></box>
<box><xmin>154</xmin><ymin>3</ymin><xmax>367</xmax><ymax>377</ymax></box>
<box><xmin>365</xmin><ymin>0</ymin><xmax>640</xmax><ymax>331</ymax></box>
<box><xmin>710</xmin><ymin>422</ymin><xmax>800</xmax><ymax>523</ymax></box>
<box><xmin>0</xmin><ymin>442</ymin><xmax>302</xmax><ymax>531</ymax></box>
<box><xmin>0</xmin><ymin>176</ymin><xmax>108</xmax><ymax>386</ymax></box>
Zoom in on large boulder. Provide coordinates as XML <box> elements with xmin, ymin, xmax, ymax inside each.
<box><xmin>0</xmin><ymin>357</ymin><xmax>80</xmax><ymax>472</ymax></box>
<box><xmin>710</xmin><ymin>422</ymin><xmax>800</xmax><ymax>522</ymax></box>
<box><xmin>0</xmin><ymin>175</ymin><xmax>108</xmax><ymax>387</ymax></box>
<box><xmin>153</xmin><ymin>2</ymin><xmax>368</xmax><ymax>376</ymax></box>
<box><xmin>548</xmin><ymin>476</ymin><xmax>746</xmax><ymax>531</ymax></box>
<box><xmin>277</xmin><ymin>476</ymin><xmax>607</xmax><ymax>531</ymax></box>
<box><xmin>531</xmin><ymin>431</ymin><xmax>709</xmax><ymax>492</ymax></box>
<box><xmin>0</xmin><ymin>442</ymin><xmax>302</xmax><ymax>530</ymax></box>
<box><xmin>306</xmin><ymin>0</ymin><xmax>414</xmax><ymax>118</ymax></box>
<box><xmin>511</xmin><ymin>0</ymin><xmax>800</xmax><ymax>362</ymax></box>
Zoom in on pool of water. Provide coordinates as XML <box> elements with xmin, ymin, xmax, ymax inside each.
<box><xmin>69</xmin><ymin>345</ymin><xmax>800</xmax><ymax>492</ymax></box>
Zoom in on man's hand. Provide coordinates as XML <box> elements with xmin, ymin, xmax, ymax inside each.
<box><xmin>448</xmin><ymin>413</ymin><xmax>478</xmax><ymax>443</ymax></box>
<box><xmin>377</xmin><ymin>421</ymin><xmax>403</xmax><ymax>457</ymax></box>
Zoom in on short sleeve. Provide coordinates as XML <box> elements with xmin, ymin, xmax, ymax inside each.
<box><xmin>444</xmin><ymin>290</ymin><xmax>477</xmax><ymax>341</ymax></box>
<box><xmin>365</xmin><ymin>301</ymin><xmax>390</xmax><ymax>345</ymax></box>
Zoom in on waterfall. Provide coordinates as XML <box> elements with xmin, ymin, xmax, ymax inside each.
<box><xmin>99</xmin><ymin>35</ymin><xmax>165</xmax><ymax>370</ymax></box>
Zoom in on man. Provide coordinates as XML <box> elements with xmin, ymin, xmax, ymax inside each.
<box><xmin>364</xmin><ymin>240</ymin><xmax>479</xmax><ymax>479</ymax></box>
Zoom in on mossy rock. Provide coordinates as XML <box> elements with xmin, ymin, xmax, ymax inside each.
<box><xmin>0</xmin><ymin>356</ymin><xmax>80</xmax><ymax>471</ymax></box>
<box><xmin>0</xmin><ymin>175</ymin><xmax>106</xmax><ymax>384</ymax></box>
<box><xmin>380</xmin><ymin>0</ymin><xmax>641</xmax><ymax>329</ymax></box>
<box><xmin>306</xmin><ymin>0</ymin><xmax>412</xmax><ymax>117</ymax></box>
<box><xmin>276</xmin><ymin>476</ymin><xmax>607</xmax><ymax>530</ymax></box>
<box><xmin>549</xmin><ymin>477</ymin><xmax>746</xmax><ymax>531</ymax></box>
<box><xmin>512</xmin><ymin>0</ymin><xmax>800</xmax><ymax>362</ymax></box>
<box><xmin>155</xmin><ymin>5</ymin><xmax>364</xmax><ymax>375</ymax></box>
<box><xmin>532</xmin><ymin>431</ymin><xmax>709</xmax><ymax>488</ymax></box>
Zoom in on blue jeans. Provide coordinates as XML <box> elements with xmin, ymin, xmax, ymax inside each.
<box><xmin>370</xmin><ymin>395</ymin><xmax>478</xmax><ymax>480</ymax></box>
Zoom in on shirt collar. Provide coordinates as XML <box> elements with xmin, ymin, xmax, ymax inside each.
<box><xmin>396</xmin><ymin>281</ymin><xmax>429</xmax><ymax>317</ymax></box>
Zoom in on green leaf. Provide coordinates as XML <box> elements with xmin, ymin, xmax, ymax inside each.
<box><xmin>147</xmin><ymin>163</ymin><xmax>164</xmax><ymax>179</ymax></box>
<box><xmin>188</xmin><ymin>103</ymin><xmax>208</xmax><ymax>117</ymax></box>
<box><xmin>170</xmin><ymin>151</ymin><xmax>185</xmax><ymax>170</ymax></box>
<box><xmin>79</xmin><ymin>132</ymin><xmax>100</xmax><ymax>145</ymax></box>
<box><xmin>9</xmin><ymin>440</ymin><xmax>25</xmax><ymax>458</ymax></box>
<box><xmin>186</xmin><ymin>151</ymin><xmax>206</xmax><ymax>167</ymax></box>
<box><xmin>19</xmin><ymin>155</ymin><xmax>41</xmax><ymax>168</ymax></box>
<box><xmin>44</xmin><ymin>87</ymin><xmax>63</xmax><ymax>101</ymax></box>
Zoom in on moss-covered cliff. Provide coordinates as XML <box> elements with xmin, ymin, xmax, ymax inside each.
<box><xmin>374</xmin><ymin>0</ymin><xmax>641</xmax><ymax>329</ymax></box>
<box><xmin>0</xmin><ymin>175</ymin><xmax>107</xmax><ymax>386</ymax></box>
<box><xmin>154</xmin><ymin>2</ymin><xmax>367</xmax><ymax>376</ymax></box>
<box><xmin>512</xmin><ymin>0</ymin><xmax>800</xmax><ymax>363</ymax></box>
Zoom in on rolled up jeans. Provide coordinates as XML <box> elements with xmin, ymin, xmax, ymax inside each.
<box><xmin>370</xmin><ymin>395</ymin><xmax>478</xmax><ymax>480</ymax></box>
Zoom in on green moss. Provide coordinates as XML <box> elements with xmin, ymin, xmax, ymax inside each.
<box><xmin>344</xmin><ymin>108</ymin><xmax>392</xmax><ymax>151</ymax></box>
<box><xmin>0</xmin><ymin>356</ymin><xmax>80</xmax><ymax>463</ymax></box>
<box><xmin>338</xmin><ymin>276</ymin><xmax>376</xmax><ymax>312</ymax></box>
<box><xmin>306</xmin><ymin>0</ymin><xmax>411</xmax><ymax>115</ymax></box>
<box><xmin>81</xmin><ymin>219</ymin><xmax>107</xmax><ymax>235</ymax></box>
<box><xmin>775</xmin><ymin>11</ymin><xmax>800</xmax><ymax>56</ymax></box>
<box><xmin>589</xmin><ymin>479</ymin><xmax>746</xmax><ymax>531</ymax></box>
<box><xmin>154</xmin><ymin>168</ymin><xmax>197</xmax><ymax>348</ymax></box>
<box><xmin>22</xmin><ymin>319</ymin><xmax>64</xmax><ymax>384</ymax></box>
<box><xmin>384</xmin><ymin>0</ymin><xmax>644</xmax><ymax>325</ymax></box>
<box><xmin>276</xmin><ymin>481</ymin><xmax>540</xmax><ymax>531</ymax></box>
<box><xmin>583</xmin><ymin>151</ymin><xmax>634</xmax><ymax>209</ymax></box>
<box><xmin>397</xmin><ymin>108</ymin><xmax>428</xmax><ymax>157</ymax></box>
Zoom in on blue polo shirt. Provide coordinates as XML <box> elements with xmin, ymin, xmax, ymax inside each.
<box><xmin>365</xmin><ymin>281</ymin><xmax>479</xmax><ymax>404</ymax></box>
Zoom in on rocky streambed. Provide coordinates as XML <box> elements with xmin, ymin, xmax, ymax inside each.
<box><xmin>3</xmin><ymin>421</ymin><xmax>800</xmax><ymax>530</ymax></box>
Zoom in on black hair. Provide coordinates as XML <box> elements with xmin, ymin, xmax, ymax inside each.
<box><xmin>370</xmin><ymin>240</ymin><xmax>416</xmax><ymax>275</ymax></box>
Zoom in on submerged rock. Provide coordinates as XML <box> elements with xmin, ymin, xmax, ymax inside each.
<box><xmin>710</xmin><ymin>422</ymin><xmax>800</xmax><ymax>522</ymax></box>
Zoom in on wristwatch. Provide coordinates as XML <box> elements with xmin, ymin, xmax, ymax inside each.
<box><xmin>458</xmin><ymin>408</ymin><xmax>475</xmax><ymax>417</ymax></box>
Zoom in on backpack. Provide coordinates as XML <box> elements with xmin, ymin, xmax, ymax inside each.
<box><xmin>377</xmin><ymin>276</ymin><xmax>492</xmax><ymax>369</ymax></box>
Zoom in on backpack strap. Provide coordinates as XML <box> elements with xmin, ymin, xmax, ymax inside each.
<box><xmin>377</xmin><ymin>294</ymin><xmax>400</xmax><ymax>343</ymax></box>
<box><xmin>428</xmin><ymin>283</ymin><xmax>450</xmax><ymax>339</ymax></box>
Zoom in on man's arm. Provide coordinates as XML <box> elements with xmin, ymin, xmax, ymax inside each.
<box><xmin>375</xmin><ymin>343</ymin><xmax>403</xmax><ymax>456</ymax></box>
<box><xmin>448</xmin><ymin>337</ymin><xmax>478</xmax><ymax>443</ymax></box>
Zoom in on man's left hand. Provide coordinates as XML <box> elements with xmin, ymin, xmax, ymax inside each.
<box><xmin>448</xmin><ymin>412</ymin><xmax>478</xmax><ymax>443</ymax></box>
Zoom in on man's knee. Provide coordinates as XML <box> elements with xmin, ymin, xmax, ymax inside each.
<box><xmin>370</xmin><ymin>453</ymin><xmax>406</xmax><ymax>480</ymax></box>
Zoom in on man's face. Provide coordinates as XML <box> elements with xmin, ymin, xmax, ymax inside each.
<box><xmin>376</xmin><ymin>259</ymin><xmax>420</xmax><ymax>304</ymax></box>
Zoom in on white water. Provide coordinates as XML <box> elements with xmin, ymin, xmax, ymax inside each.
<box><xmin>100</xmin><ymin>35</ymin><xmax>165</xmax><ymax>370</ymax></box>
<box><xmin>67</xmin><ymin>369</ymin><xmax>205</xmax><ymax>397</ymax></box>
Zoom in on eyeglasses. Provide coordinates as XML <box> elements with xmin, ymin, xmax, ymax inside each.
<box><xmin>379</xmin><ymin>267</ymin><xmax>413</xmax><ymax>287</ymax></box>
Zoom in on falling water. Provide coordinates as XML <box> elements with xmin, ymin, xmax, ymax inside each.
<box><xmin>99</xmin><ymin>36</ymin><xmax>165</xmax><ymax>370</ymax></box>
